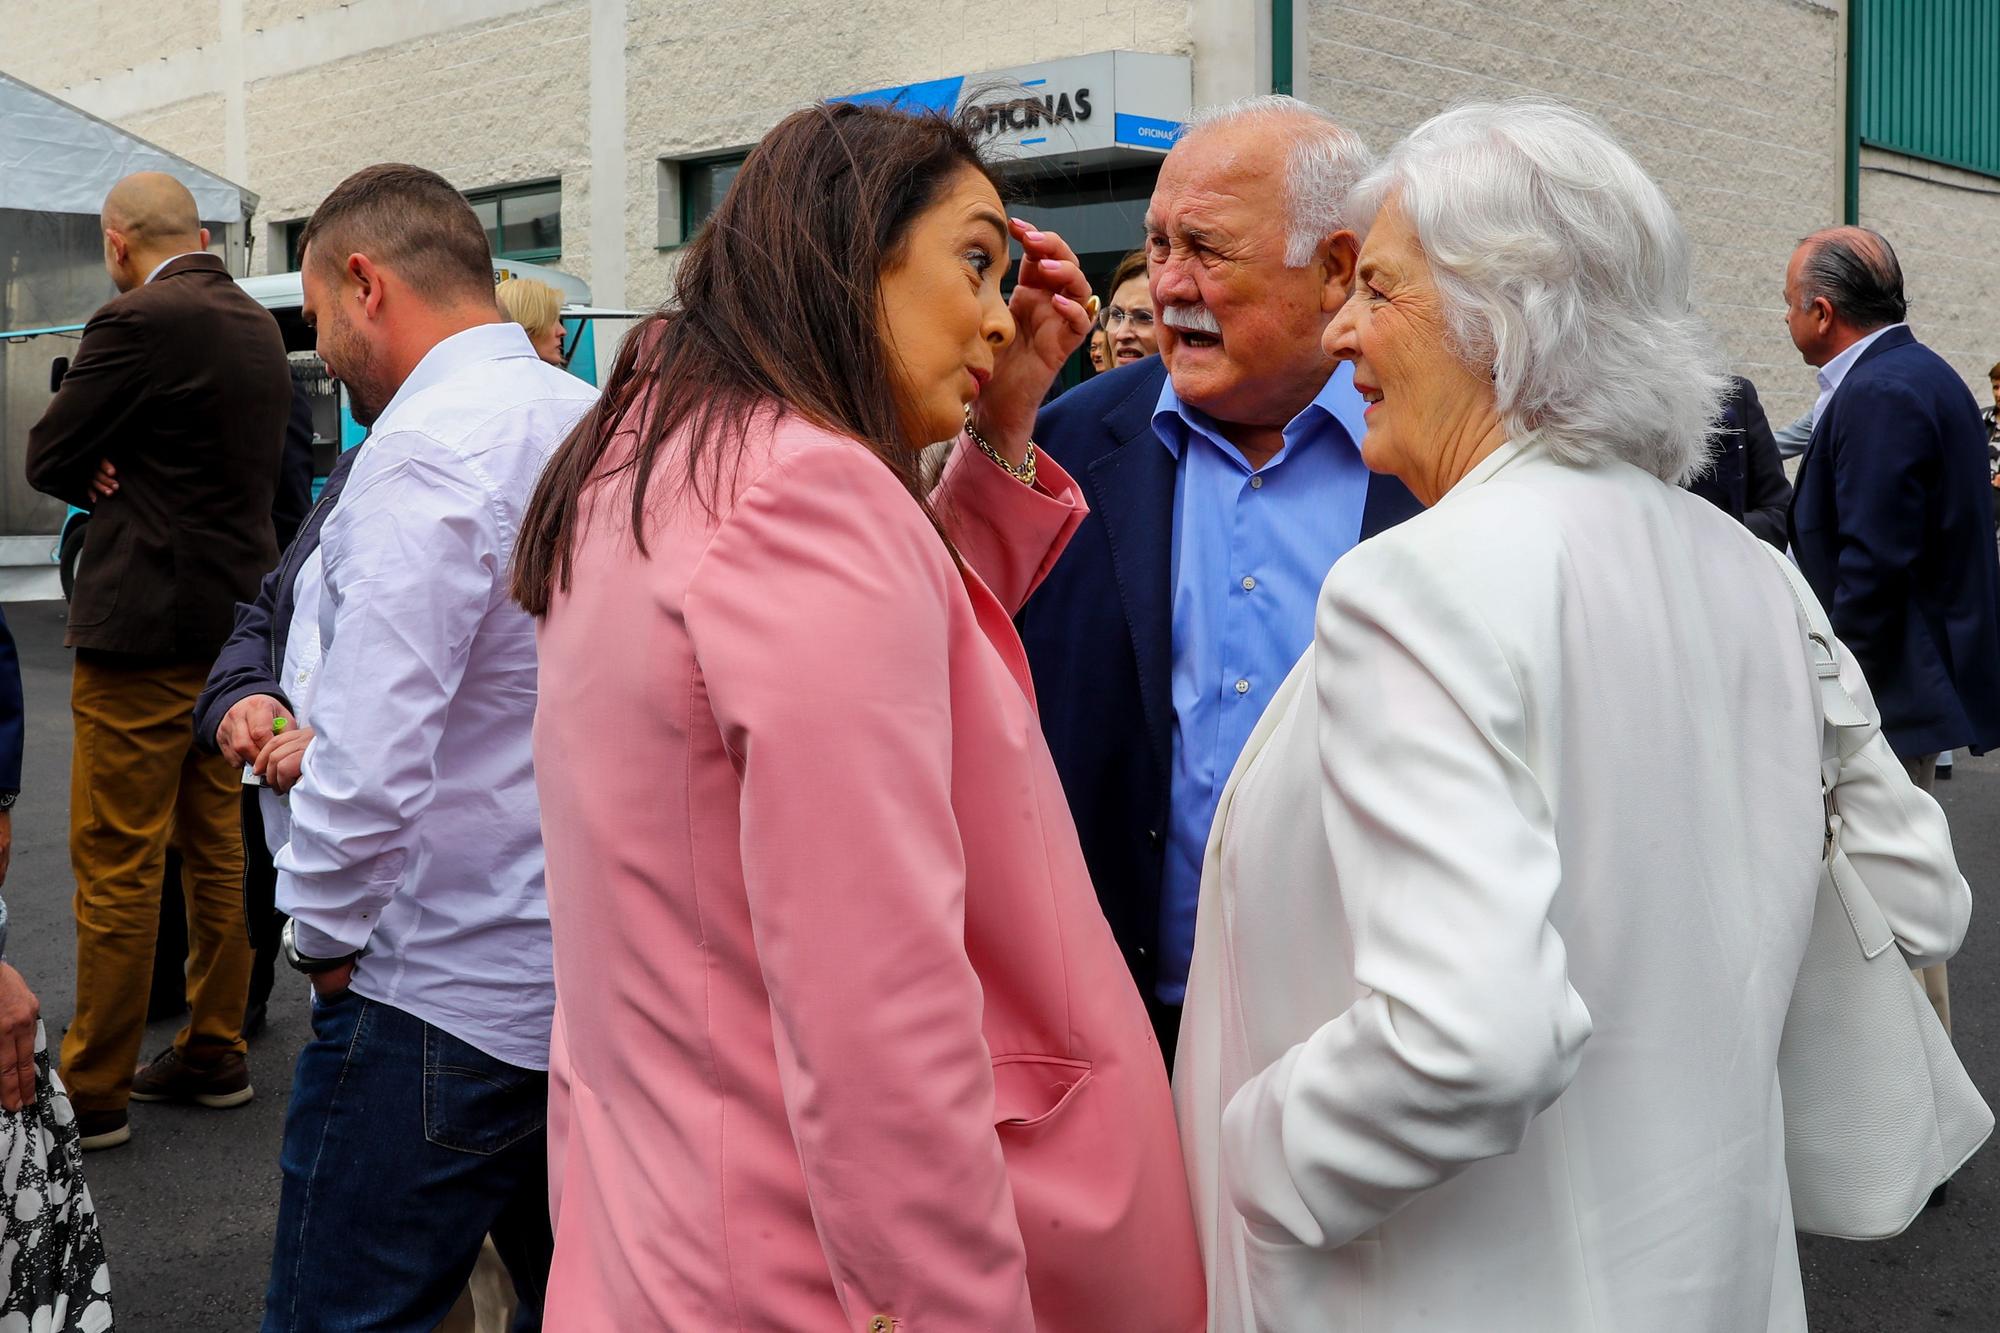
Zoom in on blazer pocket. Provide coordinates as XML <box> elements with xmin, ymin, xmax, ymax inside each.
<box><xmin>65</xmin><ymin>516</ymin><xmax>131</xmax><ymax>629</ymax></box>
<box><xmin>991</xmin><ymin>1054</ymin><xmax>1094</xmax><ymax>1131</ymax></box>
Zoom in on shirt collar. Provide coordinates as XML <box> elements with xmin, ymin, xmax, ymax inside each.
<box><xmin>144</xmin><ymin>251</ymin><xmax>212</xmax><ymax>284</ymax></box>
<box><xmin>1436</xmin><ymin>432</ymin><xmax>1546</xmax><ymax>503</ymax></box>
<box><xmin>1815</xmin><ymin>322</ymin><xmax>1904</xmax><ymax>400</ymax></box>
<box><xmin>1152</xmin><ymin>361</ymin><xmax>1365</xmax><ymax>465</ymax></box>
<box><xmin>374</xmin><ymin>322</ymin><xmax>542</xmax><ymax>426</ymax></box>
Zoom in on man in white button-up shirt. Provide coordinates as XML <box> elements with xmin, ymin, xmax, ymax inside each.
<box><xmin>251</xmin><ymin>164</ymin><xmax>595</xmax><ymax>1333</ymax></box>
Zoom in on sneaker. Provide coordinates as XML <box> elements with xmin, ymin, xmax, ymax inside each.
<box><xmin>130</xmin><ymin>1046</ymin><xmax>254</xmax><ymax>1109</ymax></box>
<box><xmin>77</xmin><ymin>1109</ymin><xmax>130</xmax><ymax>1152</ymax></box>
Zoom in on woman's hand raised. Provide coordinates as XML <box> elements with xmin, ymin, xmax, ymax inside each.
<box><xmin>969</xmin><ymin>220</ymin><xmax>1096</xmax><ymax>462</ymax></box>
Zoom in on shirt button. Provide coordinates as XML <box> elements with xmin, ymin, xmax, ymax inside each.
<box><xmin>1249</xmin><ymin>475</ymin><xmax>1264</xmax><ymax>489</ymax></box>
<box><xmin>1241</xmin><ymin>575</ymin><xmax>1256</xmax><ymax>591</ymax></box>
<box><xmin>1235</xmin><ymin>678</ymin><xmax>1250</xmax><ymax>695</ymax></box>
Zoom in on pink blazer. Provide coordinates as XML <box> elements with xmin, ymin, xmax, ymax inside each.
<box><xmin>534</xmin><ymin>410</ymin><xmax>1203</xmax><ymax>1331</ymax></box>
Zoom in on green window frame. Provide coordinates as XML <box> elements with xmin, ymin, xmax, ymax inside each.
<box><xmin>679</xmin><ymin>153</ymin><xmax>748</xmax><ymax>243</ymax></box>
<box><xmin>281</xmin><ymin>219</ymin><xmax>307</xmax><ymax>272</ymax></box>
<box><xmin>467</xmin><ymin>181</ymin><xmax>563</xmax><ymax>262</ymax></box>
<box><xmin>1855</xmin><ymin>0</ymin><xmax>2000</xmax><ymax>181</ymax></box>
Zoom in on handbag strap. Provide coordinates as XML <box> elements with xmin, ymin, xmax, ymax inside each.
<box><xmin>1760</xmin><ymin>545</ymin><xmax>1870</xmax><ymax>861</ymax></box>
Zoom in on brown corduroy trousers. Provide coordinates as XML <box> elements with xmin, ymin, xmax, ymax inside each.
<box><xmin>59</xmin><ymin>652</ymin><xmax>251</xmax><ymax>1115</ymax></box>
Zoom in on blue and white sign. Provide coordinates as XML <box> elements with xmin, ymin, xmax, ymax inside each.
<box><xmin>839</xmin><ymin>51</ymin><xmax>1191</xmax><ymax>166</ymax></box>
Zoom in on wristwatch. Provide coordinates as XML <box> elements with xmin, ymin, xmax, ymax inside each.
<box><xmin>281</xmin><ymin>918</ymin><xmax>358</xmax><ymax>975</ymax></box>
<box><xmin>0</xmin><ymin>791</ymin><xmax>16</xmax><ymax>812</ymax></box>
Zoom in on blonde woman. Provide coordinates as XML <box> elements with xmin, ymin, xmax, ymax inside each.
<box><xmin>495</xmin><ymin>277</ymin><xmax>567</xmax><ymax>367</ymax></box>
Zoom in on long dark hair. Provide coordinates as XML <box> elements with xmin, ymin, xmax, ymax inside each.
<box><xmin>513</xmin><ymin>101</ymin><xmax>1002</xmax><ymax>615</ymax></box>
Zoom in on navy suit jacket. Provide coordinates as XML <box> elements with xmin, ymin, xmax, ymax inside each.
<box><xmin>1789</xmin><ymin>326</ymin><xmax>2000</xmax><ymax>757</ymax></box>
<box><xmin>1689</xmin><ymin>375</ymin><xmax>1791</xmax><ymax>549</ymax></box>
<box><xmin>1017</xmin><ymin>356</ymin><xmax>1423</xmax><ymax>999</ymax></box>
<box><xmin>193</xmin><ymin>442</ymin><xmax>365</xmax><ymax>942</ymax></box>
<box><xmin>0</xmin><ymin>609</ymin><xmax>22</xmax><ymax>794</ymax></box>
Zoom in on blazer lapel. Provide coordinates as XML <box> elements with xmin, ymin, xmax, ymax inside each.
<box><xmin>1088</xmin><ymin>372</ymin><xmax>1177</xmax><ymax>779</ymax></box>
<box><xmin>1790</xmin><ymin>327</ymin><xmax>1910</xmax><ymax>533</ymax></box>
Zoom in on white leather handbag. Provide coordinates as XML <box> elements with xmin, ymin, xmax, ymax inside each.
<box><xmin>1765</xmin><ymin>547</ymin><xmax>1993</xmax><ymax>1240</ymax></box>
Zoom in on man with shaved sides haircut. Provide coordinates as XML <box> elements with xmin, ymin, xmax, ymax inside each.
<box><xmin>1784</xmin><ymin>225</ymin><xmax>2000</xmax><ymax>1076</ymax></box>
<box><xmin>239</xmin><ymin>162</ymin><xmax>593</xmax><ymax>1332</ymax></box>
<box><xmin>28</xmin><ymin>171</ymin><xmax>289</xmax><ymax>1151</ymax></box>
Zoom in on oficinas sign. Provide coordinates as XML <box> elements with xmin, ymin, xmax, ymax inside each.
<box><xmin>960</xmin><ymin>88</ymin><xmax>1094</xmax><ymax>135</ymax></box>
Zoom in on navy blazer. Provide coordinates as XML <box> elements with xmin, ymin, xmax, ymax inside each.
<box><xmin>1018</xmin><ymin>356</ymin><xmax>1423</xmax><ymax>999</ymax></box>
<box><xmin>1689</xmin><ymin>375</ymin><xmax>1791</xmax><ymax>549</ymax></box>
<box><xmin>1789</xmin><ymin>325</ymin><xmax>2000</xmax><ymax>757</ymax></box>
<box><xmin>194</xmin><ymin>442</ymin><xmax>365</xmax><ymax>945</ymax></box>
<box><xmin>194</xmin><ymin>441</ymin><xmax>365</xmax><ymax>752</ymax></box>
<box><xmin>0</xmin><ymin>609</ymin><xmax>22</xmax><ymax>794</ymax></box>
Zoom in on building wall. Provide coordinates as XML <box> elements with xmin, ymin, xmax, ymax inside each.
<box><xmin>242</xmin><ymin>2</ymin><xmax>593</xmax><ymax>279</ymax></box>
<box><xmin>621</xmin><ymin>0</ymin><xmax>1193</xmax><ymax>300</ymax></box>
<box><xmin>1300</xmin><ymin>0</ymin><xmax>1846</xmax><ymax>422</ymax></box>
<box><xmin>3</xmin><ymin>0</ymin><xmax>1995</xmax><ymax>411</ymax></box>
<box><xmin>1859</xmin><ymin>147</ymin><xmax>2000</xmax><ymax>397</ymax></box>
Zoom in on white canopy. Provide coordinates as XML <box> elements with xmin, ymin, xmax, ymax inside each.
<box><xmin>0</xmin><ymin>71</ymin><xmax>255</xmax><ymax>221</ymax></box>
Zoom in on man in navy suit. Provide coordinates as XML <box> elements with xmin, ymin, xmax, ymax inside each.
<box><xmin>1785</xmin><ymin>225</ymin><xmax>2000</xmax><ymax>1037</ymax></box>
<box><xmin>975</xmin><ymin>97</ymin><xmax>1422</xmax><ymax>1064</ymax></box>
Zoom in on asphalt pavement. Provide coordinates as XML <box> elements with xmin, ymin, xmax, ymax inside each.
<box><xmin>0</xmin><ymin>598</ymin><xmax>1995</xmax><ymax>1330</ymax></box>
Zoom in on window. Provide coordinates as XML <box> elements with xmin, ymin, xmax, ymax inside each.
<box><xmin>280</xmin><ymin>219</ymin><xmax>307</xmax><ymax>272</ymax></box>
<box><xmin>679</xmin><ymin>154</ymin><xmax>747</xmax><ymax>241</ymax></box>
<box><xmin>467</xmin><ymin>181</ymin><xmax>563</xmax><ymax>262</ymax></box>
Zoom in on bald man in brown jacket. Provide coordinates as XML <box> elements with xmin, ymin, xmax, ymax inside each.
<box><xmin>27</xmin><ymin>172</ymin><xmax>289</xmax><ymax>1149</ymax></box>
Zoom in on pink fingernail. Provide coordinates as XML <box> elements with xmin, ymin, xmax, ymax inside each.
<box><xmin>1039</xmin><ymin>258</ymin><xmax>1064</xmax><ymax>271</ymax></box>
<box><xmin>1025</xmin><ymin>229</ymin><xmax>1047</xmax><ymax>242</ymax></box>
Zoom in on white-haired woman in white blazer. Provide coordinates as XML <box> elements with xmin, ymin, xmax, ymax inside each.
<box><xmin>1173</xmin><ymin>100</ymin><xmax>1972</xmax><ymax>1333</ymax></box>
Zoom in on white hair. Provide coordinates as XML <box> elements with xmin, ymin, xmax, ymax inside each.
<box><xmin>1183</xmin><ymin>95</ymin><xmax>1375</xmax><ymax>267</ymax></box>
<box><xmin>1346</xmin><ymin>99</ymin><xmax>1727</xmax><ymax>484</ymax></box>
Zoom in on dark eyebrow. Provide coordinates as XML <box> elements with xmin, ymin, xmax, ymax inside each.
<box><xmin>970</xmin><ymin>206</ymin><xmax>1007</xmax><ymax>247</ymax></box>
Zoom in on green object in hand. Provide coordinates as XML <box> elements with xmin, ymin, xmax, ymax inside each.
<box><xmin>271</xmin><ymin>718</ymin><xmax>287</xmax><ymax>736</ymax></box>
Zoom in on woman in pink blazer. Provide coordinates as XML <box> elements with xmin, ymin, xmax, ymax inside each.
<box><xmin>514</xmin><ymin>103</ymin><xmax>1203</xmax><ymax>1330</ymax></box>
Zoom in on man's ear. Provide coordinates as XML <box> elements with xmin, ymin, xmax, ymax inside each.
<box><xmin>198</xmin><ymin>226</ymin><xmax>211</xmax><ymax>250</ymax></box>
<box><xmin>1320</xmin><ymin>229</ymin><xmax>1360</xmax><ymax>313</ymax></box>
<box><xmin>103</xmin><ymin>229</ymin><xmax>127</xmax><ymax>265</ymax></box>
<box><xmin>347</xmin><ymin>253</ymin><xmax>386</xmax><ymax>320</ymax></box>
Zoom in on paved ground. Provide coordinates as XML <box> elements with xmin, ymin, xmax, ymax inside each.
<box><xmin>2</xmin><ymin>598</ymin><xmax>1996</xmax><ymax>1329</ymax></box>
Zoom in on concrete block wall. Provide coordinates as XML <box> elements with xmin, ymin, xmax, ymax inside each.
<box><xmin>242</xmin><ymin>2</ymin><xmax>593</xmax><ymax>278</ymax></box>
<box><xmin>4</xmin><ymin>0</ymin><xmax>1992</xmax><ymax>406</ymax></box>
<box><xmin>1859</xmin><ymin>148</ymin><xmax>2000</xmax><ymax>401</ymax></box>
<box><xmin>622</xmin><ymin>0</ymin><xmax>1193</xmax><ymax>302</ymax></box>
<box><xmin>1301</xmin><ymin>0</ymin><xmax>1847</xmax><ymax>423</ymax></box>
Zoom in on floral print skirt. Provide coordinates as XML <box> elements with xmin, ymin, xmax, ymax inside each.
<box><xmin>0</xmin><ymin>1022</ymin><xmax>111</xmax><ymax>1331</ymax></box>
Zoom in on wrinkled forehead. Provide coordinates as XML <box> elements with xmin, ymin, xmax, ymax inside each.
<box><xmin>1146</xmin><ymin>127</ymin><xmax>1288</xmax><ymax>233</ymax></box>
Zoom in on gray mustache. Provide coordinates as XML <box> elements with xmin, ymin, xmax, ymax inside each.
<box><xmin>1161</xmin><ymin>305</ymin><xmax>1221</xmax><ymax>336</ymax></box>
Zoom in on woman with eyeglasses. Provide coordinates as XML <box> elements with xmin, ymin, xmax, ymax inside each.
<box><xmin>1101</xmin><ymin>247</ymin><xmax>1159</xmax><ymax>367</ymax></box>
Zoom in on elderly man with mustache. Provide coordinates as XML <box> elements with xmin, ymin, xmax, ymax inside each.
<box><xmin>976</xmin><ymin>96</ymin><xmax>1422</xmax><ymax>1064</ymax></box>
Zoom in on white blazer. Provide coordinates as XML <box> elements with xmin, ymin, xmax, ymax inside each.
<box><xmin>1174</xmin><ymin>437</ymin><xmax>1971</xmax><ymax>1332</ymax></box>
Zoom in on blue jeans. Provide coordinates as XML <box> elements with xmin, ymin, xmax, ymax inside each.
<box><xmin>263</xmin><ymin>990</ymin><xmax>551</xmax><ymax>1332</ymax></box>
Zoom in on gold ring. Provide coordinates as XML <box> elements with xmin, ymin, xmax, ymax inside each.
<box><xmin>1084</xmin><ymin>295</ymin><xmax>1102</xmax><ymax>318</ymax></box>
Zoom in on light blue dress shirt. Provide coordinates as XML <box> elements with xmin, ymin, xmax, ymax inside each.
<box><xmin>275</xmin><ymin>323</ymin><xmax>597</xmax><ymax>1068</ymax></box>
<box><xmin>1153</xmin><ymin>363</ymin><xmax>1372</xmax><ymax>1003</ymax></box>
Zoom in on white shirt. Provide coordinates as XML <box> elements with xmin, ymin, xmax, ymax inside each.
<box><xmin>1175</xmin><ymin>439</ymin><xmax>1958</xmax><ymax>1331</ymax></box>
<box><xmin>144</xmin><ymin>251</ymin><xmax>209</xmax><ymax>283</ymax></box>
<box><xmin>1811</xmin><ymin>321</ymin><xmax>1905</xmax><ymax>428</ymax></box>
<box><xmin>274</xmin><ymin>323</ymin><xmax>596</xmax><ymax>1069</ymax></box>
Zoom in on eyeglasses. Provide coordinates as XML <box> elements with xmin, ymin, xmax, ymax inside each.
<box><xmin>1103</xmin><ymin>305</ymin><xmax>1154</xmax><ymax>331</ymax></box>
